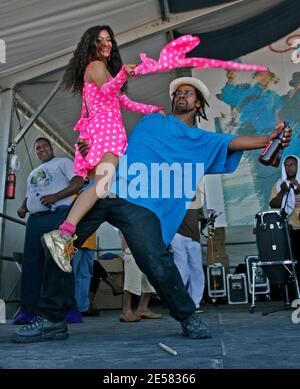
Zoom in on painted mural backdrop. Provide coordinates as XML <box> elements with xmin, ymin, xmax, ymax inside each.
<box><xmin>193</xmin><ymin>28</ymin><xmax>300</xmax><ymax>226</ymax></box>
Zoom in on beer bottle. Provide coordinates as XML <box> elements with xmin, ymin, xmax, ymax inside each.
<box><xmin>258</xmin><ymin>122</ymin><xmax>289</xmax><ymax>167</ymax></box>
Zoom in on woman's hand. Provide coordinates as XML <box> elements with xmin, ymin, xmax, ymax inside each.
<box><xmin>124</xmin><ymin>64</ymin><xmax>137</xmax><ymax>77</ymax></box>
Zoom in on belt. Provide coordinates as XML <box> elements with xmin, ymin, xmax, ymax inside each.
<box><xmin>31</xmin><ymin>206</ymin><xmax>69</xmax><ymax>216</ymax></box>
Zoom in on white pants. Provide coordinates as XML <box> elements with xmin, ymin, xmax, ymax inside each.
<box><xmin>123</xmin><ymin>252</ymin><xmax>155</xmax><ymax>296</ymax></box>
<box><xmin>170</xmin><ymin>233</ymin><xmax>205</xmax><ymax>308</ymax></box>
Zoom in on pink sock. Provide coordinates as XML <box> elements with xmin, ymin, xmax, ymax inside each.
<box><xmin>59</xmin><ymin>221</ymin><xmax>76</xmax><ymax>237</ymax></box>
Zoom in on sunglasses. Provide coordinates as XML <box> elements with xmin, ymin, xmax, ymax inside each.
<box><xmin>173</xmin><ymin>90</ymin><xmax>196</xmax><ymax>97</ymax></box>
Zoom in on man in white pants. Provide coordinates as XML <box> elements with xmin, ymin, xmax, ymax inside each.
<box><xmin>119</xmin><ymin>233</ymin><xmax>162</xmax><ymax>322</ymax></box>
<box><xmin>170</xmin><ymin>208</ymin><xmax>205</xmax><ymax>308</ymax></box>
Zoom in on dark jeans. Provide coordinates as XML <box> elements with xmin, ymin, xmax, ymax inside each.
<box><xmin>39</xmin><ymin>197</ymin><xmax>196</xmax><ymax>322</ymax></box>
<box><xmin>21</xmin><ymin>209</ymin><xmax>76</xmax><ymax>313</ymax></box>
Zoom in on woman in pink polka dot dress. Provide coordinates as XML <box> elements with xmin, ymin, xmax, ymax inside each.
<box><xmin>45</xmin><ymin>25</ymin><xmax>165</xmax><ymax>260</ymax></box>
<box><xmin>73</xmin><ymin>60</ymin><xmax>163</xmax><ymax>179</ymax></box>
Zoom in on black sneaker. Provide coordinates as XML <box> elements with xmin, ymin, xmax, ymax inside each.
<box><xmin>181</xmin><ymin>310</ymin><xmax>212</xmax><ymax>339</ymax></box>
<box><xmin>81</xmin><ymin>307</ymin><xmax>100</xmax><ymax>317</ymax></box>
<box><xmin>11</xmin><ymin>316</ymin><xmax>68</xmax><ymax>343</ymax></box>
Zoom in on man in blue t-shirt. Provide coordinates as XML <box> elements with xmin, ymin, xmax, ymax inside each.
<box><xmin>12</xmin><ymin>77</ymin><xmax>291</xmax><ymax>343</ymax></box>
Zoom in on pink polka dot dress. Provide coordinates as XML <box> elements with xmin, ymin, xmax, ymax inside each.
<box><xmin>133</xmin><ymin>35</ymin><xmax>268</xmax><ymax>76</ymax></box>
<box><xmin>73</xmin><ymin>64</ymin><xmax>162</xmax><ymax>177</ymax></box>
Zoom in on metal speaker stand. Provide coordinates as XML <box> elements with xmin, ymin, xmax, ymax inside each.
<box><xmin>249</xmin><ymin>259</ymin><xmax>299</xmax><ymax>314</ymax></box>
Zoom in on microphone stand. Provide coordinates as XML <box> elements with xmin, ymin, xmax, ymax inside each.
<box><xmin>281</xmin><ymin>185</ymin><xmax>300</xmax><ymax>300</ymax></box>
<box><xmin>262</xmin><ymin>185</ymin><xmax>300</xmax><ymax>315</ymax></box>
<box><xmin>280</xmin><ymin>183</ymin><xmax>292</xmax><ymax>222</ymax></box>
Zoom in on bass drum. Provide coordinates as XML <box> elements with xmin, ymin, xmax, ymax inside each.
<box><xmin>255</xmin><ymin>210</ymin><xmax>291</xmax><ymax>284</ymax></box>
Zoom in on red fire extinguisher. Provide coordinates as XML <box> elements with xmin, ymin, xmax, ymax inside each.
<box><xmin>5</xmin><ymin>171</ymin><xmax>16</xmax><ymax>199</ymax></box>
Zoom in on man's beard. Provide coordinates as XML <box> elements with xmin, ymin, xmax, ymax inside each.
<box><xmin>173</xmin><ymin>100</ymin><xmax>194</xmax><ymax>114</ymax></box>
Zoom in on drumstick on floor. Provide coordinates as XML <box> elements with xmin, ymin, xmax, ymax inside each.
<box><xmin>158</xmin><ymin>342</ymin><xmax>177</xmax><ymax>356</ymax></box>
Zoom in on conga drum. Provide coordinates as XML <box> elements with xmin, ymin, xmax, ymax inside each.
<box><xmin>255</xmin><ymin>210</ymin><xmax>291</xmax><ymax>284</ymax></box>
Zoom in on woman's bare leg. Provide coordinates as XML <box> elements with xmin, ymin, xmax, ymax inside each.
<box><xmin>66</xmin><ymin>152</ymin><xmax>119</xmax><ymax>226</ymax></box>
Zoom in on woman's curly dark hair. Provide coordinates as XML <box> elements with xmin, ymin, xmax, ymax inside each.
<box><xmin>62</xmin><ymin>25</ymin><xmax>124</xmax><ymax>94</ymax></box>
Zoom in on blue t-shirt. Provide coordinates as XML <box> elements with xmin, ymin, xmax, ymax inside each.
<box><xmin>112</xmin><ymin>113</ymin><xmax>242</xmax><ymax>244</ymax></box>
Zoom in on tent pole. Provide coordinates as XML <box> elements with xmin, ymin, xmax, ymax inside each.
<box><xmin>8</xmin><ymin>79</ymin><xmax>62</xmax><ymax>152</ymax></box>
<box><xmin>0</xmin><ymin>88</ymin><xmax>13</xmax><ymax>255</ymax></box>
<box><xmin>14</xmin><ymin>93</ymin><xmax>74</xmax><ymax>158</ymax></box>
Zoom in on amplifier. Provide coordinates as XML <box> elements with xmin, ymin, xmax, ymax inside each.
<box><xmin>227</xmin><ymin>273</ymin><xmax>248</xmax><ymax>304</ymax></box>
<box><xmin>207</xmin><ymin>264</ymin><xmax>226</xmax><ymax>298</ymax></box>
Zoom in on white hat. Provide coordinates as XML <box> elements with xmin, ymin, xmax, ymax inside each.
<box><xmin>169</xmin><ymin>77</ymin><xmax>210</xmax><ymax>101</ymax></box>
